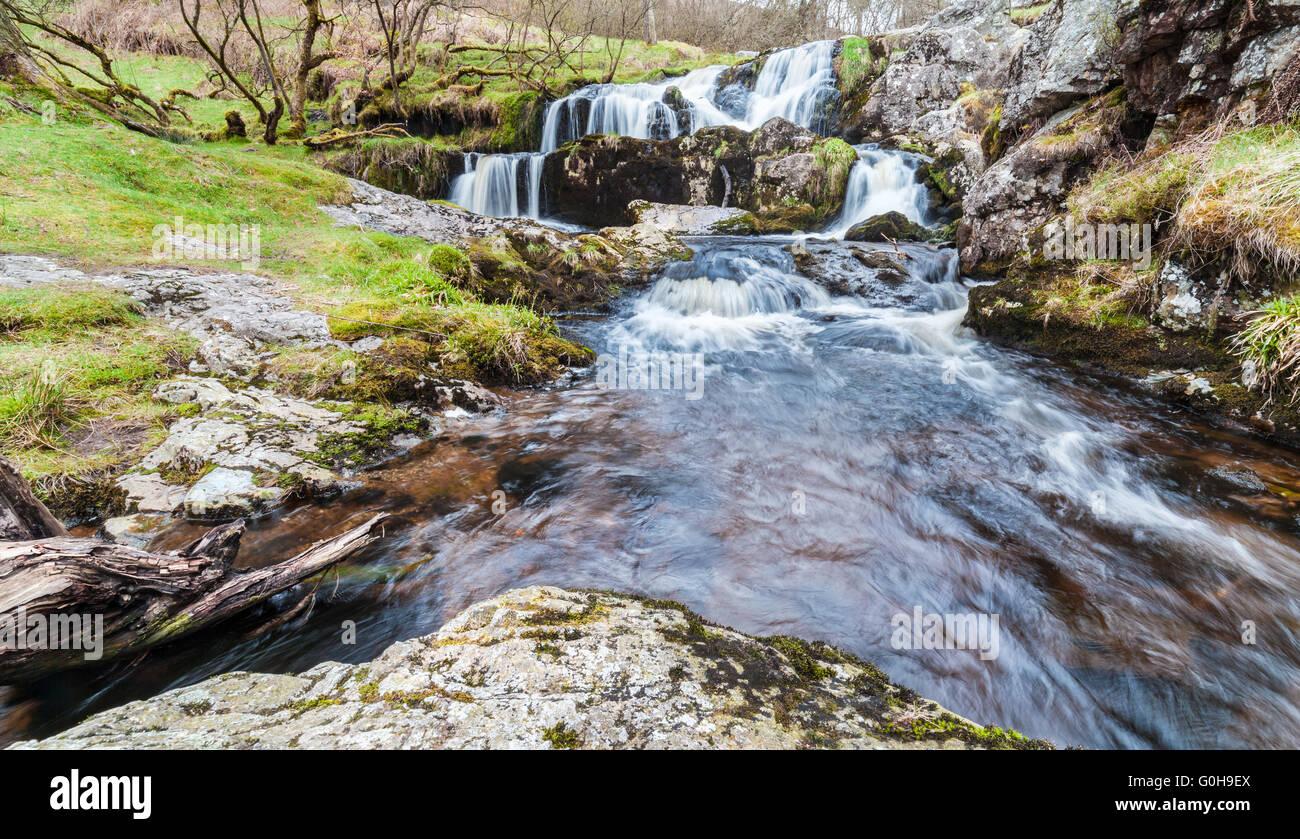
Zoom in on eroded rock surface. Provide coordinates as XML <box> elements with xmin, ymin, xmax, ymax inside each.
<box><xmin>627</xmin><ymin>201</ymin><xmax>756</xmax><ymax>235</ymax></box>
<box><xmin>542</xmin><ymin>118</ymin><xmax>856</xmax><ymax>231</ymax></box>
<box><xmin>11</xmin><ymin>586</ymin><xmax>1047</xmax><ymax>750</ymax></box>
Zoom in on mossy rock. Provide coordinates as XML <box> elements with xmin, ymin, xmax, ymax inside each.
<box><xmin>845</xmin><ymin>211</ymin><xmax>930</xmax><ymax>243</ymax></box>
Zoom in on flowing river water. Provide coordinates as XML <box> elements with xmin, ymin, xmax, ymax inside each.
<box><xmin>5</xmin><ymin>44</ymin><xmax>1300</xmax><ymax>750</ymax></box>
<box><xmin>6</xmin><ymin>235</ymin><xmax>1300</xmax><ymax>749</ymax></box>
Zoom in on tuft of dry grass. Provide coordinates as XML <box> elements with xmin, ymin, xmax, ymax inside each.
<box><xmin>1173</xmin><ymin>124</ymin><xmax>1300</xmax><ymax>282</ymax></box>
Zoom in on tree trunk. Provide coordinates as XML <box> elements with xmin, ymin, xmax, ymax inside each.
<box><xmin>643</xmin><ymin>0</ymin><xmax>657</xmax><ymax>45</ymax></box>
<box><xmin>290</xmin><ymin>0</ymin><xmax>327</xmax><ymax>138</ymax></box>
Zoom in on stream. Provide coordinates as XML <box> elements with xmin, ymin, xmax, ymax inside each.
<box><xmin>5</xmin><ymin>234</ymin><xmax>1300</xmax><ymax>749</ymax></box>
<box><xmin>5</xmin><ymin>41</ymin><xmax>1300</xmax><ymax>751</ymax></box>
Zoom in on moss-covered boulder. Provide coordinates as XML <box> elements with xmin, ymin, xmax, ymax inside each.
<box><xmin>844</xmin><ymin>211</ymin><xmax>931</xmax><ymax>243</ymax></box>
<box><xmin>541</xmin><ymin>117</ymin><xmax>855</xmax><ymax>230</ymax></box>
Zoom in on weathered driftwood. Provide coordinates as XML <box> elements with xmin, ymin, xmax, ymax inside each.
<box><xmin>0</xmin><ymin>460</ymin><xmax>390</xmax><ymax>682</ymax></box>
<box><xmin>0</xmin><ymin>459</ymin><xmax>66</xmax><ymax>541</ymax></box>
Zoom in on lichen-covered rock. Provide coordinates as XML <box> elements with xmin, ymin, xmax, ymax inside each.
<box><xmin>1153</xmin><ymin>258</ymin><xmax>1222</xmax><ymax>332</ymax></box>
<box><xmin>99</xmin><ymin>513</ymin><xmax>171</xmax><ymax>550</ymax></box>
<box><xmin>849</xmin><ymin>0</ymin><xmax>1026</xmax><ymax>141</ymax></box>
<box><xmin>10</xmin><ymin>587</ymin><xmax>1048</xmax><ymax>750</ymax></box>
<box><xmin>1001</xmin><ymin>0</ymin><xmax>1125</xmax><ymax>128</ymax></box>
<box><xmin>0</xmin><ymin>256</ymin><xmax>336</xmax><ymax>375</ymax></box>
<box><xmin>627</xmin><ymin>201</ymin><xmax>757</xmax><ymax>235</ymax></box>
<box><xmin>116</xmin><ymin>376</ymin><xmax>421</xmax><ymax>519</ymax></box>
<box><xmin>182</xmin><ymin>466</ymin><xmax>284</xmax><ymax>520</ymax></box>
<box><xmin>98</xmin><ymin>268</ymin><xmax>336</xmax><ymax>376</ymax></box>
<box><xmin>958</xmin><ymin>90</ymin><xmax>1129</xmax><ymax>276</ymax></box>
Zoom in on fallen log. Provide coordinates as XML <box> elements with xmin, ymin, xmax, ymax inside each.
<box><xmin>0</xmin><ymin>460</ymin><xmax>390</xmax><ymax>682</ymax></box>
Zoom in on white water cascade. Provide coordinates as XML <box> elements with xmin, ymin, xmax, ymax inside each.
<box><xmin>450</xmin><ymin>40</ymin><xmax>842</xmax><ymax>222</ymax></box>
<box><xmin>827</xmin><ymin>146</ymin><xmax>933</xmax><ymax>237</ymax></box>
<box><xmin>448</xmin><ymin>151</ymin><xmax>543</xmax><ymax>219</ymax></box>
<box><xmin>741</xmin><ymin>40</ymin><xmax>837</xmax><ymax>132</ymax></box>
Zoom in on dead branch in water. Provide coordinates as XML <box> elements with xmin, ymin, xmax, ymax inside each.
<box><xmin>0</xmin><ymin>458</ymin><xmax>389</xmax><ymax>682</ymax></box>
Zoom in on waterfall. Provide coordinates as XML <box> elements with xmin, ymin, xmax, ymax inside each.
<box><xmin>448</xmin><ymin>152</ymin><xmax>545</xmax><ymax>219</ymax></box>
<box><xmin>826</xmin><ymin>146</ymin><xmax>932</xmax><ymax>238</ymax></box>
<box><xmin>742</xmin><ymin>40</ymin><xmax>837</xmax><ymax>133</ymax></box>
<box><xmin>452</xmin><ymin>41</ymin><xmax>842</xmax><ymax>221</ymax></box>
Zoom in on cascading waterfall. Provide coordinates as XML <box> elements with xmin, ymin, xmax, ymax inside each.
<box><xmin>827</xmin><ymin>146</ymin><xmax>933</xmax><ymax>237</ymax></box>
<box><xmin>448</xmin><ymin>152</ymin><xmax>543</xmax><ymax>219</ymax></box>
<box><xmin>451</xmin><ymin>40</ymin><xmax>841</xmax><ymax>221</ymax></box>
<box><xmin>741</xmin><ymin>40</ymin><xmax>837</xmax><ymax>132</ymax></box>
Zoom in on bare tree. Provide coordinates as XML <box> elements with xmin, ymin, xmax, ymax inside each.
<box><xmin>180</xmin><ymin>0</ymin><xmax>337</xmax><ymax>143</ymax></box>
<box><xmin>0</xmin><ymin>0</ymin><xmax>187</xmax><ymax>135</ymax></box>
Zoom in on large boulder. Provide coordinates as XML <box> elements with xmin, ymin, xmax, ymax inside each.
<box><xmin>845</xmin><ymin>211</ymin><xmax>931</xmax><ymax>243</ymax></box>
<box><xmin>541</xmin><ymin>135</ymin><xmax>686</xmax><ymax>226</ymax></box>
<box><xmin>627</xmin><ymin>201</ymin><xmax>757</xmax><ymax>235</ymax></box>
<box><xmin>542</xmin><ymin>118</ymin><xmax>855</xmax><ymax>230</ymax></box>
<box><xmin>1001</xmin><ymin>0</ymin><xmax>1127</xmax><ymax>128</ymax></box>
<box><xmin>746</xmin><ymin>121</ymin><xmax>858</xmax><ymax>231</ymax></box>
<box><xmin>12</xmin><ymin>586</ymin><xmax>1049</xmax><ymax>750</ymax></box>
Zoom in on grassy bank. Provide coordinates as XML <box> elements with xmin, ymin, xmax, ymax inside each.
<box><xmin>0</xmin><ymin>78</ymin><xmax>590</xmax><ymax>490</ymax></box>
<box><xmin>969</xmin><ymin>116</ymin><xmax>1300</xmax><ymax>437</ymax></box>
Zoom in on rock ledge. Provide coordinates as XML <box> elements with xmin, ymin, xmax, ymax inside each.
<box><xmin>12</xmin><ymin>587</ymin><xmax>1049</xmax><ymax>750</ymax></box>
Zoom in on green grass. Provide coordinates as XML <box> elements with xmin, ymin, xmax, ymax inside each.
<box><xmin>1232</xmin><ymin>296</ymin><xmax>1300</xmax><ymax>401</ymax></box>
<box><xmin>0</xmin><ymin>285</ymin><xmax>142</xmax><ymax>335</ymax></box>
<box><xmin>1071</xmin><ymin>121</ymin><xmax>1300</xmax><ymax>291</ymax></box>
<box><xmin>1070</xmin><ymin>152</ymin><xmax>1195</xmax><ymax>226</ymax></box>
<box><xmin>1180</xmin><ymin>124</ymin><xmax>1300</xmax><ymax>270</ymax></box>
<box><xmin>1010</xmin><ymin>3</ymin><xmax>1051</xmax><ymax>25</ymax></box>
<box><xmin>0</xmin><ymin>76</ymin><xmax>591</xmax><ymax>483</ymax></box>
<box><xmin>0</xmin><ymin>285</ymin><xmax>195</xmax><ymax>477</ymax></box>
<box><xmin>835</xmin><ymin>37</ymin><xmax>881</xmax><ymax>98</ymax></box>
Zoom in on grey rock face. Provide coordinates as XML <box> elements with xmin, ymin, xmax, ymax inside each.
<box><xmin>1002</xmin><ymin>0</ymin><xmax>1125</xmax><ymax>127</ymax></box>
<box><xmin>873</xmin><ymin>26</ymin><xmax>1005</xmax><ymax>137</ymax></box>
<box><xmin>322</xmin><ymin>178</ymin><xmax>570</xmax><ymax>244</ymax></box>
<box><xmin>0</xmin><ymin>254</ymin><xmax>90</xmax><ymax>287</ymax></box>
<box><xmin>854</xmin><ymin>0</ymin><xmax>1025</xmax><ymax>141</ymax></box>
<box><xmin>182</xmin><ymin>467</ymin><xmax>285</xmax><ymax>520</ymax></box>
<box><xmin>98</xmin><ymin>268</ymin><xmax>336</xmax><ymax>375</ymax></box>
<box><xmin>11</xmin><ymin>586</ymin><xmax>1036</xmax><ymax>750</ymax></box>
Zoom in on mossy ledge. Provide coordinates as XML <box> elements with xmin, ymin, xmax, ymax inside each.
<box><xmin>12</xmin><ymin>586</ymin><xmax>1053</xmax><ymax>750</ymax></box>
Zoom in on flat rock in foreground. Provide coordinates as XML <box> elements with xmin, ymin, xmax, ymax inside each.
<box><xmin>12</xmin><ymin>587</ymin><xmax>1047</xmax><ymax>750</ymax></box>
